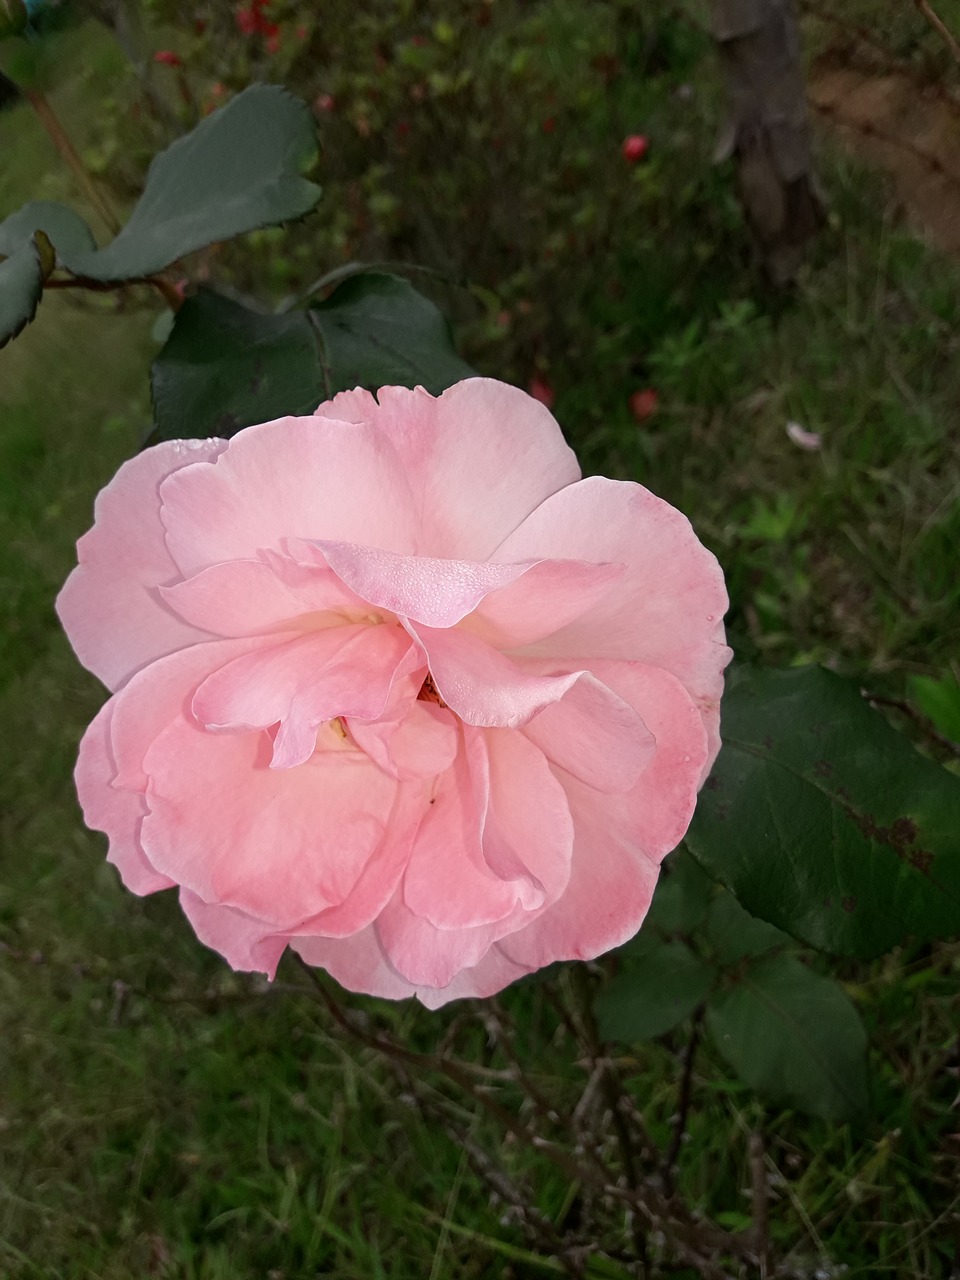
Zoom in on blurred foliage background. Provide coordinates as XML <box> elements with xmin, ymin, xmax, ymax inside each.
<box><xmin>1</xmin><ymin>1</ymin><xmax>958</xmax><ymax>1276</ymax></box>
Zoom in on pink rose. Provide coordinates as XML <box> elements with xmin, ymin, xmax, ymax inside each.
<box><xmin>57</xmin><ymin>379</ymin><xmax>730</xmax><ymax>1007</ymax></box>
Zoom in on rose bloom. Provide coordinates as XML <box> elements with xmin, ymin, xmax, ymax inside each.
<box><xmin>58</xmin><ymin>379</ymin><xmax>730</xmax><ymax>1006</ymax></box>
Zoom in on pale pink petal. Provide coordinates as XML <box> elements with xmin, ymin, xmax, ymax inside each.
<box><xmin>192</xmin><ymin>623</ymin><xmax>413</xmax><ymax>768</ymax></box>
<box><xmin>159</xmin><ymin>554</ymin><xmax>363</xmax><ymax>636</ymax></box>
<box><xmin>56</xmin><ymin>439</ymin><xmax>226</xmax><ymax>691</ymax></box>
<box><xmin>286</xmin><ymin>781</ymin><xmax>429</xmax><ymax>939</ymax></box>
<box><xmin>306</xmin><ymin>538</ymin><xmax>539</xmax><ymax>627</ymax></box>
<box><xmin>315</xmin><ymin>379</ymin><xmax>581</xmax><ymax>558</ymax></box>
<box><xmin>74</xmin><ymin>699</ymin><xmax>171</xmax><ymax>895</ymax></box>
<box><xmin>413</xmin><ymin>944</ymin><xmax>534</xmax><ymax>1008</ymax></box>
<box><xmin>293</xmin><ymin>926</ymin><xmax>535</xmax><ymax>1007</ymax></box>
<box><xmin>499</xmin><ymin>662</ymin><xmax>708</xmax><ymax>970</ymax></box>
<box><xmin>476</xmin><ymin>726</ymin><xmax>573</xmax><ymax>906</ymax></box>
<box><xmin>349</xmin><ymin>701</ymin><xmax>459</xmax><ymax>781</ymax></box>
<box><xmin>158</xmin><ymin>415</ymin><xmax>420</xmax><ymax>576</ymax></box>
<box><xmin>492</xmin><ymin>476</ymin><xmax>732</xmax><ymax>705</ymax></box>
<box><xmin>468</xmin><ymin>557</ymin><xmax>626</xmax><ymax>649</ymax></box>
<box><xmin>400</xmin><ymin>740</ymin><xmax>535</xmax><ymax>930</ymax></box>
<box><xmin>408</xmin><ymin>623</ymin><xmax>582</xmax><ymax>728</ymax></box>
<box><xmin>140</xmin><ymin>714</ymin><xmax>401</xmax><ymax>929</ymax></box>
<box><xmin>375</xmin><ymin>888</ymin><xmax>503</xmax><ymax>988</ymax></box>
<box><xmin>522</xmin><ymin>673</ymin><xmax>656</xmax><ymax>793</ymax></box>
<box><xmin>179</xmin><ymin>890</ymin><xmax>289</xmax><ymax>978</ymax></box>
<box><xmin>293</xmin><ymin>925</ymin><xmax>418</xmax><ymax>1001</ymax></box>
<box><xmin>109</xmin><ymin>635</ymin><xmax>280</xmax><ymax>791</ymax></box>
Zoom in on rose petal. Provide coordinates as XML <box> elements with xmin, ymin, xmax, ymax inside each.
<box><xmin>522</xmin><ymin>672</ymin><xmax>656</xmax><ymax>793</ymax></box>
<box><xmin>349</xmin><ymin>700</ymin><xmax>459</xmax><ymax>781</ymax></box>
<box><xmin>499</xmin><ymin>661</ymin><xmax>708</xmax><ymax>970</ymax></box>
<box><xmin>302</xmin><ymin>538</ymin><xmax>539</xmax><ymax>628</ymax></box>
<box><xmin>56</xmin><ymin>438</ymin><xmax>226</xmax><ymax>691</ymax></box>
<box><xmin>469</xmin><ymin>556</ymin><xmax>626</xmax><ymax>649</ymax></box>
<box><xmin>314</xmin><ymin>379</ymin><xmax>581</xmax><ymax>558</ymax></box>
<box><xmin>141</xmin><ymin>714</ymin><xmax>401</xmax><ymax>929</ymax></box>
<box><xmin>75</xmin><ymin>699</ymin><xmax>170</xmax><ymax>895</ymax></box>
<box><xmin>492</xmin><ymin>475</ymin><xmax>731</xmax><ymax>704</ymax></box>
<box><xmin>158</xmin><ymin>414</ymin><xmax>420</xmax><ymax>576</ymax></box>
<box><xmin>110</xmin><ymin>635</ymin><xmax>281</xmax><ymax>792</ymax></box>
<box><xmin>160</xmin><ymin>554</ymin><xmax>363</xmax><ymax>637</ymax></box>
<box><xmin>192</xmin><ymin>623</ymin><xmax>414</xmax><ymax>768</ymax></box>
<box><xmin>179</xmin><ymin>889</ymin><xmax>289</xmax><ymax>978</ymax></box>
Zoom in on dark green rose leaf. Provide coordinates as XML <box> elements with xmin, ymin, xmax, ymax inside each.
<box><xmin>0</xmin><ymin>200</ymin><xmax>96</xmax><ymax>263</ymax></box>
<box><xmin>704</xmin><ymin>891</ymin><xmax>789</xmax><ymax>966</ymax></box>
<box><xmin>687</xmin><ymin>665</ymin><xmax>960</xmax><ymax>957</ymax></box>
<box><xmin>644</xmin><ymin>846</ymin><xmax>715</xmax><ymax>936</ymax></box>
<box><xmin>308</xmin><ymin>272</ymin><xmax>476</xmax><ymax>396</ymax></box>
<box><xmin>64</xmin><ymin>85</ymin><xmax>321</xmax><ymax>281</ymax></box>
<box><xmin>595</xmin><ymin>940</ymin><xmax>715</xmax><ymax>1042</ymax></box>
<box><xmin>151</xmin><ymin>290</ymin><xmax>327</xmax><ymax>441</ymax></box>
<box><xmin>706</xmin><ymin>952</ymin><xmax>869</xmax><ymax>1120</ymax></box>
<box><xmin>0</xmin><ymin>235</ymin><xmax>44</xmax><ymax>347</ymax></box>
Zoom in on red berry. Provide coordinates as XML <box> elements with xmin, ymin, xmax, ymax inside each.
<box><xmin>621</xmin><ymin>134</ymin><xmax>649</xmax><ymax>163</ymax></box>
<box><xmin>528</xmin><ymin>375</ymin><xmax>555</xmax><ymax>410</ymax></box>
<box><xmin>629</xmin><ymin>388</ymin><xmax>658</xmax><ymax>422</ymax></box>
<box><xmin>153</xmin><ymin>50</ymin><xmax>182</xmax><ymax>67</ymax></box>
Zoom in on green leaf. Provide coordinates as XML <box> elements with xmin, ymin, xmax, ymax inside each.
<box><xmin>308</xmin><ymin>272</ymin><xmax>476</xmax><ymax>395</ymax></box>
<box><xmin>706</xmin><ymin>953</ymin><xmax>868</xmax><ymax>1120</ymax></box>
<box><xmin>150</xmin><ymin>276</ymin><xmax>476</xmax><ymax>442</ymax></box>
<box><xmin>908</xmin><ymin>673</ymin><xmax>960</xmax><ymax>743</ymax></box>
<box><xmin>151</xmin><ymin>290</ymin><xmax>326</xmax><ymax>441</ymax></box>
<box><xmin>0</xmin><ymin>237</ymin><xmax>43</xmax><ymax>348</ymax></box>
<box><xmin>644</xmin><ymin>846</ymin><xmax>715</xmax><ymax>935</ymax></box>
<box><xmin>687</xmin><ymin>665</ymin><xmax>960</xmax><ymax>957</ymax></box>
<box><xmin>704</xmin><ymin>892</ymin><xmax>788</xmax><ymax>966</ymax></box>
<box><xmin>595</xmin><ymin>940</ymin><xmax>715</xmax><ymax>1042</ymax></box>
<box><xmin>64</xmin><ymin>85</ymin><xmax>321</xmax><ymax>282</ymax></box>
<box><xmin>0</xmin><ymin>200</ymin><xmax>96</xmax><ymax>263</ymax></box>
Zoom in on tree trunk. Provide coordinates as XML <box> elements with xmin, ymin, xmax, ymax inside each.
<box><xmin>710</xmin><ymin>0</ymin><xmax>825</xmax><ymax>283</ymax></box>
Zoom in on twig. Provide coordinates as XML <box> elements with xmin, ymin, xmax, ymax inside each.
<box><xmin>293</xmin><ymin>958</ymin><xmax>756</xmax><ymax>1277</ymax></box>
<box><xmin>663</xmin><ymin>1003</ymin><xmax>705</xmax><ymax>1195</ymax></box>
<box><xmin>864</xmin><ymin>692</ymin><xmax>960</xmax><ymax>757</ymax></box>
<box><xmin>915</xmin><ymin>0</ymin><xmax>960</xmax><ymax>67</ymax></box>
<box><xmin>749</xmin><ymin>1130</ymin><xmax>770</xmax><ymax>1278</ymax></box>
<box><xmin>23</xmin><ymin>88</ymin><xmax>121</xmax><ymax>237</ymax></box>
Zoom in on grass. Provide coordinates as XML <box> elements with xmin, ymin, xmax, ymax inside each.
<box><xmin>1</xmin><ymin>3</ymin><xmax>959</xmax><ymax>1278</ymax></box>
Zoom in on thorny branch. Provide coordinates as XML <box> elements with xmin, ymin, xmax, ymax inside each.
<box><xmin>293</xmin><ymin>957</ymin><xmax>763</xmax><ymax>1278</ymax></box>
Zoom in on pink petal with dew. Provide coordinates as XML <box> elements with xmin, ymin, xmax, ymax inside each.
<box><xmin>158</xmin><ymin>414</ymin><xmax>420</xmax><ymax>576</ymax></box>
<box><xmin>492</xmin><ymin>476</ymin><xmax>731</xmax><ymax>706</ymax></box>
<box><xmin>56</xmin><ymin>438</ymin><xmax>226</xmax><ymax>691</ymax></box>
<box><xmin>499</xmin><ymin>661</ymin><xmax>708</xmax><ymax>971</ymax></box>
<box><xmin>160</xmin><ymin>553</ymin><xmax>364</xmax><ymax>637</ymax></box>
<box><xmin>75</xmin><ymin>699</ymin><xmax>171</xmax><ymax>895</ymax></box>
<box><xmin>140</xmin><ymin>714</ymin><xmax>400</xmax><ymax>929</ymax></box>
<box><xmin>314</xmin><ymin>379</ymin><xmax>581</xmax><ymax>559</ymax></box>
<box><xmin>301</xmin><ymin>538</ymin><xmax>541</xmax><ymax>628</ymax></box>
<box><xmin>191</xmin><ymin>622</ymin><xmax>414</xmax><ymax>768</ymax></box>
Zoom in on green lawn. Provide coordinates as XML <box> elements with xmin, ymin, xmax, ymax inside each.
<box><xmin>1</xmin><ymin>6</ymin><xmax>958</xmax><ymax>1278</ymax></box>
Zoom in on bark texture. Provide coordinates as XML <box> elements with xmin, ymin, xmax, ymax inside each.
<box><xmin>711</xmin><ymin>0</ymin><xmax>825</xmax><ymax>282</ymax></box>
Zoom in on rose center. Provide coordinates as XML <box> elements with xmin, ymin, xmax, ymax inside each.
<box><xmin>418</xmin><ymin>672</ymin><xmax>446</xmax><ymax>708</ymax></box>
